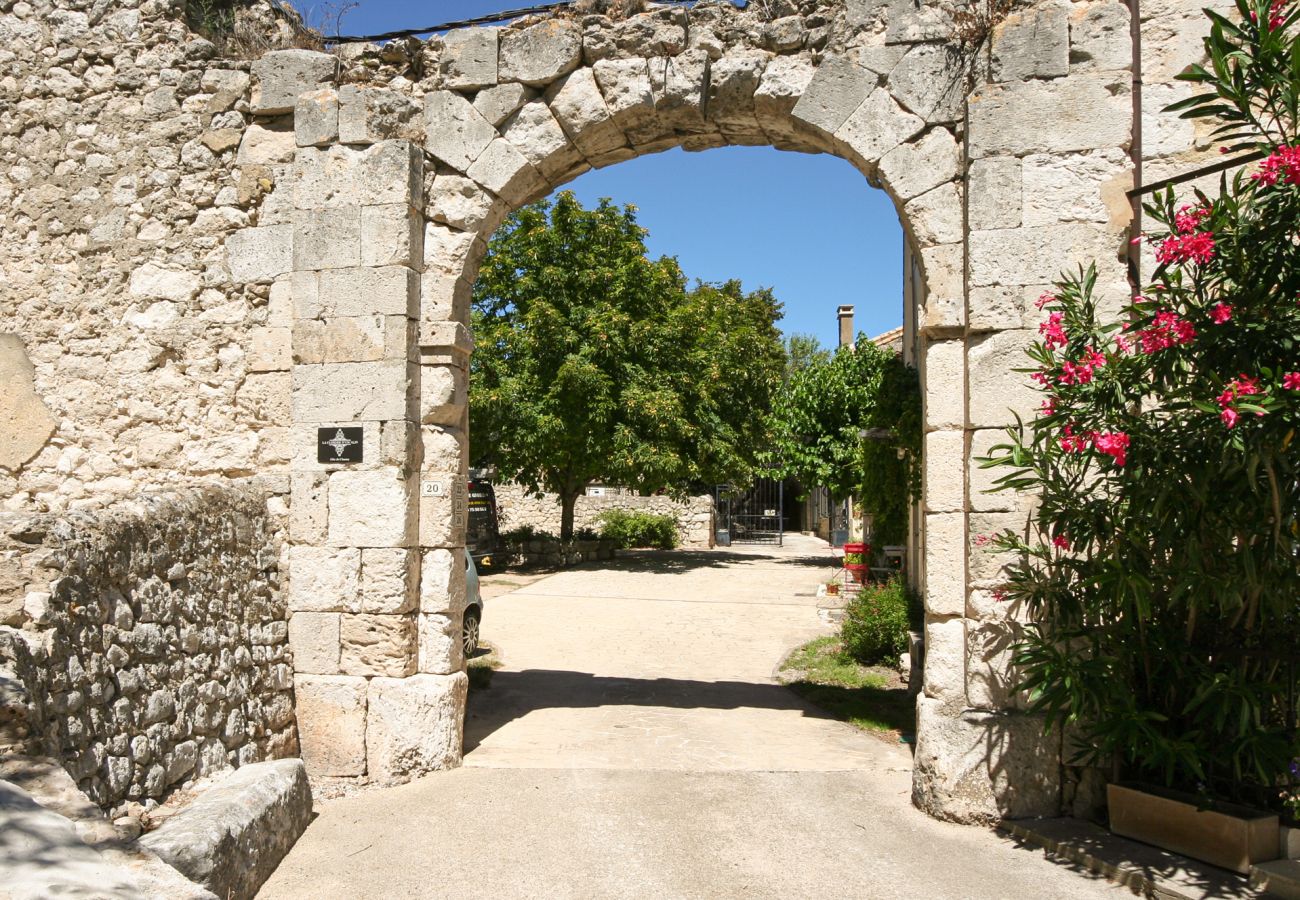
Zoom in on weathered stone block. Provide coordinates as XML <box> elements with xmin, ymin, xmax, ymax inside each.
<box><xmin>886</xmin><ymin>0</ymin><xmax>949</xmax><ymax>44</ymax></box>
<box><xmin>295</xmin><ymin>88</ymin><xmax>339</xmax><ymax>147</ymax></box>
<box><xmin>501</xmin><ymin>101</ymin><xmax>585</xmax><ymax>184</ymax></box>
<box><xmin>287</xmin><ymin>611</ymin><xmax>340</xmax><ymax>674</ymax></box>
<box><xmin>424</xmin><ymin>91</ymin><xmax>496</xmax><ymax>174</ymax></box>
<box><xmin>338</xmin><ymin>86</ymin><xmax>422</xmax><ymax>145</ymax></box>
<box><xmin>427</xmin><ymin>175</ymin><xmax>505</xmax><ymax>232</ymax></box>
<box><xmin>967</xmin><ymin>330</ymin><xmax>1040</xmax><ymax>428</ymax></box>
<box><xmin>328</xmin><ymin>469</ymin><xmax>415</xmax><ymax>548</ymax></box>
<box><xmin>360</xmin><ymin>548</ymin><xmax>417</xmax><ymax>614</ymax></box>
<box><xmin>968</xmin><ymin>428</ymin><xmax>1034</xmax><ymax>512</ymax></box>
<box><xmin>968</xmin><ymin>79</ymin><xmax>1130</xmax><ymax>157</ymax></box>
<box><xmin>707</xmin><ymin>50</ymin><xmax>768</xmax><ymax>130</ymax></box>
<box><xmin>252</xmin><ymin>49</ymin><xmax>338</xmax><ymax>115</ymax></box>
<box><xmin>360</xmin><ymin>204</ymin><xmax>420</xmax><ymax>268</ymax></box>
<box><xmin>967</xmin><ymin>224</ymin><xmax>1117</xmax><ymax>288</ymax></box>
<box><xmin>834</xmin><ymin>87</ymin><xmax>925</xmax><ymax>171</ymax></box>
<box><xmin>592</xmin><ymin>57</ymin><xmax>655</xmax><ymax>131</ymax></box>
<box><xmin>547</xmin><ymin>67</ymin><xmax>628</xmax><ymax>159</ymax></box>
<box><xmin>1068</xmin><ymin>0</ymin><xmax>1132</xmax><ymax>73</ymax></box>
<box><xmin>991</xmin><ymin>0</ymin><xmax>1070</xmax><ymax>82</ymax></box>
<box><xmin>227</xmin><ymin>225</ymin><xmax>293</xmax><ymax>283</ymax></box>
<box><xmin>0</xmin><ymin>335</ymin><xmax>57</xmax><ymax>472</ymax></box>
<box><xmin>294</xmin><ymin>675</ymin><xmax>366</xmax><ymax>776</ymax></box>
<box><xmin>889</xmin><ymin>44</ymin><xmax>964</xmax><ymax>124</ymax></box>
<box><xmin>466</xmin><ymin>138</ymin><xmax>547</xmax><ymax>206</ymax></box>
<box><xmin>967</xmin><ymin>618</ymin><xmax>1026</xmax><ymax>710</ymax></box>
<box><xmin>968</xmin><ymin>510</ymin><xmax>1032</xmax><ymax>589</ymax></box>
<box><xmin>1021</xmin><ymin>149</ymin><xmax>1132</xmax><ymax>228</ymax></box>
<box><xmin>420</xmin><ymin>365</ymin><xmax>467</xmax><ymax>426</ymax></box>
<box><xmin>420</xmin><ymin>548</ymin><xmax>466</xmax><ymax>615</ymax></box>
<box><xmin>293</xmin><ymin>207</ymin><xmax>361</xmax><ymax>272</ymax></box>
<box><xmin>290</xmin><ymin>472</ymin><xmax>328</xmax><ymax>542</ymax></box>
<box><xmin>923</xmin><ymin>512</ymin><xmax>965</xmax><ymax>616</ymax></box>
<box><xmin>905</xmin><ymin>182</ymin><xmax>963</xmax><ymax>246</ymax></box>
<box><xmin>340</xmin><ymin>613</ymin><xmax>417</xmax><ymax>677</ymax></box>
<box><xmin>967</xmin><ymin>284</ymin><xmax>1047</xmax><ymax>333</ymax></box>
<box><xmin>248</xmin><ymin>327</ymin><xmax>291</xmax><ymax>372</ymax></box>
<box><xmin>922</xmin><ymin>338</ymin><xmax>964</xmax><ymax>432</ymax></box>
<box><xmin>299</xmin><ymin>266</ymin><xmax>418</xmax><ymax>319</ymax></box>
<box><xmin>473</xmin><ymin>82</ymin><xmax>532</xmax><ymax>126</ymax></box>
<box><xmin>924</xmin><ymin>429</ymin><xmax>965</xmax><ymax>513</ymax></box>
<box><xmin>418</xmin><ymin>612</ymin><xmax>462</xmax><ymax>675</ymax></box>
<box><xmin>288</xmin><ymin>546</ymin><xmax>360</xmax><ymax>613</ymax></box>
<box><xmin>421</xmin><ymin>426</ymin><xmax>467</xmax><ymax>472</ymax></box>
<box><xmin>291</xmin><ymin>360</ymin><xmax>412</xmax><ymax>423</ymax></box>
<box><xmin>500</xmin><ymin>20</ymin><xmax>582</xmax><ymax>87</ymax></box>
<box><xmin>924</xmin><ymin>616</ymin><xmax>966</xmax><ymax>704</ymax></box>
<box><xmin>237</xmin><ymin>116</ymin><xmax>296</xmax><ymax>164</ymax></box>
<box><xmin>967</xmin><ymin>156</ymin><xmax>1022</xmax><ymax>231</ymax></box>
<box><xmin>441</xmin><ymin>28</ymin><xmax>499</xmax><ymax>90</ymax></box>
<box><xmin>365</xmin><ymin>673</ymin><xmax>467</xmax><ymax>782</ymax></box>
<box><xmin>878</xmin><ymin>127</ymin><xmax>960</xmax><ymax>202</ymax></box>
<box><xmin>790</xmin><ymin>54</ymin><xmax>873</xmax><ymax>136</ymax></box>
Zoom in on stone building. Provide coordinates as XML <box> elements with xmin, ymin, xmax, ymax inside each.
<box><xmin>0</xmin><ymin>0</ymin><xmax>1233</xmax><ymax>826</ymax></box>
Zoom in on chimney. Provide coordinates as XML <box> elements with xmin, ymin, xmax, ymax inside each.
<box><xmin>837</xmin><ymin>305</ymin><xmax>854</xmax><ymax>348</ymax></box>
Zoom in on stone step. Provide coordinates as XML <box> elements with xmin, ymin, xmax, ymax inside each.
<box><xmin>1253</xmin><ymin>860</ymin><xmax>1300</xmax><ymax>899</ymax></box>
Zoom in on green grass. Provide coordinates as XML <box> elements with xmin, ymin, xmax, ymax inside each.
<box><xmin>467</xmin><ymin>644</ymin><xmax>502</xmax><ymax>690</ymax></box>
<box><xmin>779</xmin><ymin>635</ymin><xmax>916</xmax><ymax>738</ymax></box>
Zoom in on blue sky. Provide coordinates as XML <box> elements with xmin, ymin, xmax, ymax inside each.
<box><xmin>316</xmin><ymin>0</ymin><xmax>904</xmax><ymax>348</ymax></box>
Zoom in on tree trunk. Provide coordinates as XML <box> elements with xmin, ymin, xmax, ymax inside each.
<box><xmin>560</xmin><ymin>489</ymin><xmax>578</xmax><ymax>541</ymax></box>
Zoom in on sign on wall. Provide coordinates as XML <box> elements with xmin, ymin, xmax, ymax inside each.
<box><xmin>318</xmin><ymin>427</ymin><xmax>363</xmax><ymax>464</ymax></box>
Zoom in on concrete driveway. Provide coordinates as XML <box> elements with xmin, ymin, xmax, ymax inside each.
<box><xmin>259</xmin><ymin>537</ymin><xmax>1119</xmax><ymax>899</ymax></box>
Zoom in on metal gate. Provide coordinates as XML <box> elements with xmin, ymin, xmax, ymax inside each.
<box><xmin>715</xmin><ymin>477</ymin><xmax>784</xmax><ymax>545</ymax></box>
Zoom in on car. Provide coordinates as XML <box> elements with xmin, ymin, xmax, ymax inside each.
<box><xmin>463</xmin><ymin>553</ymin><xmax>483</xmax><ymax>657</ymax></box>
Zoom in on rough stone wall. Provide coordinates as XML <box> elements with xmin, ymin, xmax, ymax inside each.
<box><xmin>0</xmin><ymin>0</ymin><xmax>299</xmax><ymax>512</ymax></box>
<box><xmin>495</xmin><ymin>483</ymin><xmax>715</xmax><ymax>548</ymax></box>
<box><xmin>0</xmin><ymin>482</ymin><xmax>296</xmax><ymax>814</ymax></box>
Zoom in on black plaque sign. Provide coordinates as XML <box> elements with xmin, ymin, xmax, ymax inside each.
<box><xmin>318</xmin><ymin>427</ymin><xmax>363</xmax><ymax>464</ymax></box>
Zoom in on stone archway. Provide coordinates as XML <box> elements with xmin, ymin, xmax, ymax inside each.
<box><xmin>245</xmin><ymin>0</ymin><xmax>1135</xmax><ymax>824</ymax></box>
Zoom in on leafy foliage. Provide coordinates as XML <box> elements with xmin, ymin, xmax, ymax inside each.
<box><xmin>767</xmin><ymin>340</ymin><xmax>921</xmax><ymax>544</ymax></box>
<box><xmin>596</xmin><ymin>509</ymin><xmax>678</xmax><ymax>549</ymax></box>
<box><xmin>783</xmin><ymin>333</ymin><xmax>831</xmax><ymax>382</ymax></box>
<box><xmin>983</xmin><ymin>0</ymin><xmax>1300</xmax><ymax>807</ymax></box>
<box><xmin>471</xmin><ymin>192</ymin><xmax>785</xmax><ymax>539</ymax></box>
<box><xmin>840</xmin><ymin>578</ymin><xmax>917</xmax><ymax>667</ymax></box>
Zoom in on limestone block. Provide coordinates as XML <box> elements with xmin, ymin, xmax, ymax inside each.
<box><xmin>339</xmin><ymin>86</ymin><xmax>422</xmax><ymax>145</ymax></box>
<box><xmin>968</xmin><ymin>427</ymin><xmax>1037</xmax><ymax>513</ymax></box>
<box><xmin>707</xmin><ymin>50</ymin><xmax>769</xmax><ymax>130</ymax></box>
<box><xmin>967</xmin><ymin>284</ymin><xmax>1049</xmax><ymax>333</ymax></box>
<box><xmin>365</xmin><ymin>673</ymin><xmax>467</xmax><ymax>781</ymax></box>
<box><xmin>1068</xmin><ymin>0</ymin><xmax>1132</xmax><ymax>73</ymax></box>
<box><xmin>249</xmin><ymin>327</ymin><xmax>291</xmax><ymax>372</ymax></box>
<box><xmin>762</xmin><ymin>15</ymin><xmax>806</xmax><ymax>51</ymax></box>
<box><xmin>293</xmin><ymin>675</ymin><xmax>366</xmax><ymax>776</ymax></box>
<box><xmin>473</xmin><ymin>82</ymin><xmax>533</xmax><ymax>127</ymax></box>
<box><xmin>293</xmin><ymin>206</ymin><xmax>361</xmax><ymax>272</ymax></box>
<box><xmin>790</xmin><ymin>54</ymin><xmax>873</xmax><ymax>136</ymax></box>
<box><xmin>924</xmin><ymin>430</ymin><xmax>965</xmax><ymax>513</ymax></box>
<box><xmin>381</xmin><ymin>419</ymin><xmax>419</xmax><ymax>468</ymax></box>
<box><xmin>287</xmin><ymin>611</ymin><xmax>340</xmax><ymax>674</ymax></box>
<box><xmin>905</xmin><ymin>182</ymin><xmax>963</xmax><ymax>246</ymax></box>
<box><xmin>834</xmin><ymin>88</ymin><xmax>924</xmax><ymax>171</ymax></box>
<box><xmin>645</xmin><ymin>51</ymin><xmax>711</xmax><ymax>135</ymax></box>
<box><xmin>501</xmin><ymin>100</ymin><xmax>585</xmax><ymax>184</ymax></box>
<box><xmin>968</xmin><ymin>223</ymin><xmax>1116</xmax><ymax>288</ymax></box>
<box><xmin>294</xmin><ymin>143</ymin><xmax>420</xmax><ymax>210</ymax></box>
<box><xmin>467</xmin><ymin>138</ymin><xmax>548</xmax><ymax>206</ymax></box>
<box><xmin>500</xmin><ymin>20</ymin><xmax>583</xmax><ymax>87</ymax></box>
<box><xmin>359</xmin><ymin>141</ymin><xmax>424</xmax><ymax>207</ymax></box>
<box><xmin>968</xmin><ymin>510</ymin><xmax>1033</xmax><ymax>589</ymax></box>
<box><xmin>420</xmin><ymin>365</ymin><xmax>467</xmax><ymax>426</ymax></box>
<box><xmin>361</xmin><ymin>548</ymin><xmax>417</xmax><ymax>614</ymax></box>
<box><xmin>295</xmin><ymin>88</ymin><xmax>339</xmax><ymax>147</ymax></box>
<box><xmin>967</xmin><ymin>156</ymin><xmax>1022</xmax><ymax>231</ymax></box>
<box><xmin>422</xmin><ymin>426</ymin><xmax>467</xmax><ymax>472</ymax></box>
<box><xmin>547</xmin><ymin>68</ymin><xmax>628</xmax><ymax>159</ymax></box>
<box><xmin>328</xmin><ymin>469</ymin><xmax>416</xmax><ymax>547</ymax></box>
<box><xmin>139</xmin><ymin>759</ymin><xmax>312</xmax><ymax>900</ymax></box>
<box><xmin>991</xmin><ymin>0</ymin><xmax>1070</xmax><ymax>82</ymax></box>
<box><xmin>878</xmin><ymin>127</ymin><xmax>960</xmax><ymax>202</ymax></box>
<box><xmin>361</xmin><ymin>204</ymin><xmax>421</xmax><ymax>268</ymax></box>
<box><xmin>418</xmin><ymin>613</ymin><xmax>463</xmax><ymax>675</ymax></box>
<box><xmin>227</xmin><ymin>225</ymin><xmax>293</xmax><ymax>283</ymax></box>
<box><xmin>238</xmin><ymin>116</ymin><xmax>296</xmax><ymax>164</ymax></box>
<box><xmin>252</xmin><ymin>49</ymin><xmax>339</xmax><ymax>115</ymax></box>
<box><xmin>754</xmin><ymin>54</ymin><xmax>816</xmax><ymax>122</ymax></box>
<box><xmin>0</xmin><ymin>335</ymin><xmax>56</xmax><ymax>472</ymax></box>
<box><xmin>441</xmin><ymin>28</ymin><xmax>498</xmax><ymax>90</ymax></box>
<box><xmin>420</xmin><ymin>548</ymin><xmax>466</xmax><ymax>615</ymax></box>
<box><xmin>923</xmin><ymin>512</ymin><xmax>965</xmax><ymax>616</ymax></box>
<box><xmin>421</xmin><ymin>271</ymin><xmax>474</xmax><ymax>324</ymax></box>
<box><xmin>424</xmin><ymin>223</ymin><xmax>483</xmax><ymax>277</ymax></box>
<box><xmin>885</xmin><ymin>0</ymin><xmax>949</xmax><ymax>44</ymax></box>
<box><xmin>967</xmin><ymin>618</ymin><xmax>1026</xmax><ymax>710</ymax></box>
<box><xmin>427</xmin><ymin>174</ymin><xmax>507</xmax><ymax>232</ymax></box>
<box><xmin>296</xmin><ymin>266</ymin><xmax>418</xmax><ymax>320</ymax></box>
<box><xmin>288</xmin><ymin>546</ymin><xmax>360</xmax><ymax>613</ymax></box>
<box><xmin>1141</xmin><ymin>81</ymin><xmax>1197</xmax><ymax>159</ymax></box>
<box><xmin>889</xmin><ymin>44</ymin><xmax>964</xmax><ymax>124</ymax></box>
<box><xmin>290</xmin><ymin>472</ymin><xmax>328</xmax><ymax>542</ymax></box>
<box><xmin>968</xmin><ymin>79</ymin><xmax>1131</xmax><ymax>157</ymax></box>
<box><xmin>1021</xmin><ymin>149</ymin><xmax>1132</xmax><ymax>227</ymax></box>
<box><xmin>592</xmin><ymin>57</ymin><xmax>656</xmax><ymax>136</ymax></box>
<box><xmin>424</xmin><ymin>91</ymin><xmax>496</xmax><ymax>174</ymax></box>
<box><xmin>291</xmin><ymin>359</ymin><xmax>413</xmax><ymax>423</ymax></box>
<box><xmin>918</xmin><ymin>244</ymin><xmax>965</xmax><ymax>333</ymax></box>
<box><xmin>340</xmin><ymin>614</ymin><xmax>417</xmax><ymax>677</ymax></box>
<box><xmin>923</xmin><ymin>616</ymin><xmax>966</xmax><ymax>704</ymax></box>
<box><xmin>129</xmin><ymin>262</ymin><xmax>201</xmax><ymax>302</ymax></box>
<box><xmin>967</xmin><ymin>330</ymin><xmax>1040</xmax><ymax>428</ymax></box>
<box><xmin>922</xmin><ymin>339</ymin><xmax>964</xmax><ymax>431</ymax></box>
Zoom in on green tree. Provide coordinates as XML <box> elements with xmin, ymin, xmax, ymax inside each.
<box><xmin>767</xmin><ymin>340</ymin><xmax>921</xmax><ymax>543</ymax></box>
<box><xmin>783</xmin><ymin>332</ymin><xmax>831</xmax><ymax>381</ymax></box>
<box><xmin>470</xmin><ymin>192</ymin><xmax>785</xmax><ymax>538</ymax></box>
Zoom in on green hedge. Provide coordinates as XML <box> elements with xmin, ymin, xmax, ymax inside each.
<box><xmin>840</xmin><ymin>578</ymin><xmax>918</xmax><ymax>666</ymax></box>
<box><xmin>596</xmin><ymin>509</ymin><xmax>678</xmax><ymax>549</ymax></box>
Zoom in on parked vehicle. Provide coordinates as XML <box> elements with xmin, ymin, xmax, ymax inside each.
<box><xmin>466</xmin><ymin>474</ymin><xmax>500</xmax><ymax>569</ymax></box>
<box><xmin>463</xmin><ymin>554</ymin><xmax>483</xmax><ymax>657</ymax></box>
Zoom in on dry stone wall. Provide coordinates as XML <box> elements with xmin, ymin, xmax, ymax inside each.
<box><xmin>495</xmin><ymin>483</ymin><xmax>715</xmax><ymax>548</ymax></box>
<box><xmin>0</xmin><ymin>482</ymin><xmax>296</xmax><ymax>815</ymax></box>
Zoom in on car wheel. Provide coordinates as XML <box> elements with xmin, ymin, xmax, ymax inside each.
<box><xmin>463</xmin><ymin>609</ymin><xmax>481</xmax><ymax>658</ymax></box>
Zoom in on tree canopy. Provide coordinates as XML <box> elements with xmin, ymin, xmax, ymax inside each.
<box><xmin>470</xmin><ymin>191</ymin><xmax>785</xmax><ymax>538</ymax></box>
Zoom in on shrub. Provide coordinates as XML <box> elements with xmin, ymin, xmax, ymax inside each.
<box><xmin>596</xmin><ymin>509</ymin><xmax>678</xmax><ymax>549</ymax></box>
<box><xmin>500</xmin><ymin>525</ymin><xmax>555</xmax><ymax>544</ymax></box>
<box><xmin>572</xmin><ymin>526</ymin><xmax>601</xmax><ymax>541</ymax></box>
<box><xmin>840</xmin><ymin>578</ymin><xmax>915</xmax><ymax>666</ymax></box>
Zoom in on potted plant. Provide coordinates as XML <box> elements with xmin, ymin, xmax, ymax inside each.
<box><xmin>842</xmin><ymin>542</ymin><xmax>870</xmax><ymax>583</ymax></box>
<box><xmin>1108</xmin><ymin>783</ymin><xmax>1279</xmax><ymax>874</ymax></box>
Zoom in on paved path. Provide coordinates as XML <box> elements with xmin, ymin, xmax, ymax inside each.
<box><xmin>260</xmin><ymin>537</ymin><xmax>1119</xmax><ymax>900</ymax></box>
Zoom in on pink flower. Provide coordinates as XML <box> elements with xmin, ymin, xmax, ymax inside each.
<box><xmin>974</xmin><ymin>534</ymin><xmax>993</xmax><ymax>548</ymax></box>
<box><xmin>1115</xmin><ymin>334</ymin><xmax>1133</xmax><ymax>354</ymax></box>
<box><xmin>1210</xmin><ymin>302</ymin><xmax>1233</xmax><ymax>324</ymax></box>
<box><xmin>1137</xmin><ymin>310</ymin><xmax>1196</xmax><ymax>353</ymax></box>
<box><xmin>1030</xmin><ymin>371</ymin><xmax>1050</xmax><ymax>387</ymax></box>
<box><xmin>1052</xmin><ymin>534</ymin><xmax>1069</xmax><ymax>549</ymax></box>
<box><xmin>1035</xmin><ymin>292</ymin><xmax>1057</xmax><ymax>310</ymax></box>
<box><xmin>1156</xmin><ymin>231</ymin><xmax>1216</xmax><ymax>266</ymax></box>
<box><xmin>993</xmin><ymin>588</ymin><xmax>1009</xmax><ymax>603</ymax></box>
<box><xmin>1059</xmin><ymin>359</ymin><xmax>1095</xmax><ymax>386</ymax></box>
<box><xmin>1058</xmin><ymin>425</ymin><xmax>1089</xmax><ymax>454</ymax></box>
<box><xmin>1221</xmin><ymin>407</ymin><xmax>1241</xmax><ymax>428</ymax></box>
<box><xmin>1174</xmin><ymin>204</ymin><xmax>1211</xmax><ymax>234</ymax></box>
<box><xmin>1039</xmin><ymin>312</ymin><xmax>1068</xmax><ymax>350</ymax></box>
<box><xmin>1091</xmin><ymin>430</ymin><xmax>1130</xmax><ymax>466</ymax></box>
<box><xmin>1252</xmin><ymin>145</ymin><xmax>1300</xmax><ymax>186</ymax></box>
<box><xmin>1283</xmin><ymin>372</ymin><xmax>1300</xmax><ymax>390</ymax></box>
<box><xmin>1217</xmin><ymin>374</ymin><xmax>1266</xmax><ymax>428</ymax></box>
<box><xmin>1040</xmin><ymin>397</ymin><xmax>1057</xmax><ymax>416</ymax></box>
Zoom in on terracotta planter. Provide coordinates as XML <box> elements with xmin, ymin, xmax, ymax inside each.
<box><xmin>1107</xmin><ymin>782</ymin><xmax>1279</xmax><ymax>874</ymax></box>
<box><xmin>844</xmin><ymin>564</ymin><xmax>868</xmax><ymax>584</ymax></box>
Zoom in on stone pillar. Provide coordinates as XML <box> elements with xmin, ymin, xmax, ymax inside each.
<box><xmin>282</xmin><ymin>88</ymin><xmax>466</xmax><ymax>781</ymax></box>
